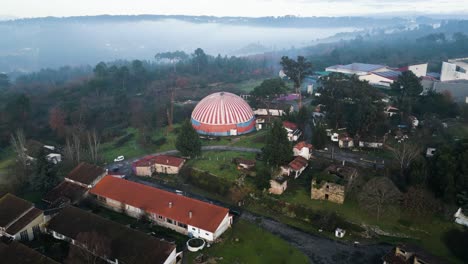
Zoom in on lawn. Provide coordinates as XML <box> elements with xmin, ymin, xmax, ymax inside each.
<box><xmin>188</xmin><ymin>151</ymin><xmax>257</xmax><ymax>181</ymax></box>
<box><xmin>235</xmin><ymin>79</ymin><xmax>264</xmax><ymax>93</ymax></box>
<box><xmin>185</xmin><ymin>219</ymin><xmax>309</xmax><ymax>264</ymax></box>
<box><xmin>446</xmin><ymin>122</ymin><xmax>468</xmax><ymax>139</ymax></box>
<box><xmin>100</xmin><ymin>126</ymin><xmax>265</xmax><ymax>163</ymax></box>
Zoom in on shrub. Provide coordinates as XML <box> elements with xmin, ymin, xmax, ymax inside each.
<box><xmin>114</xmin><ymin>133</ymin><xmax>134</xmax><ymax>148</ymax></box>
<box><xmin>153</xmin><ymin>137</ymin><xmax>167</xmax><ymax>146</ymax></box>
<box><xmin>443</xmin><ymin>229</ymin><xmax>468</xmax><ymax>262</ymax></box>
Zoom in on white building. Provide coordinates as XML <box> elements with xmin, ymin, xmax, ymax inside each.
<box><xmin>90</xmin><ymin>176</ymin><xmax>233</xmax><ymax>242</ymax></box>
<box><xmin>454</xmin><ymin>208</ymin><xmax>468</xmax><ymax>227</ymax></box>
<box><xmin>293</xmin><ymin>141</ymin><xmax>313</xmax><ymax>160</ymax></box>
<box><xmin>326</xmin><ymin>63</ymin><xmax>388</xmax><ymax>76</ymax></box>
<box><xmin>440</xmin><ymin>58</ymin><xmax>468</xmax><ymax>81</ymax></box>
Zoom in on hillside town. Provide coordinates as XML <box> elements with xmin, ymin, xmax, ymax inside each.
<box><xmin>1</xmin><ymin>54</ymin><xmax>468</xmax><ymax>263</ymax></box>
<box><xmin>1</xmin><ymin>4</ymin><xmax>468</xmax><ymax>263</ymax></box>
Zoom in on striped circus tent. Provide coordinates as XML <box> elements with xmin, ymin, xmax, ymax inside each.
<box><xmin>191</xmin><ymin>92</ymin><xmax>256</xmax><ymax>136</ymax></box>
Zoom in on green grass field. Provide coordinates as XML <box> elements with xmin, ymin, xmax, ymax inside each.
<box><xmin>188</xmin><ymin>151</ymin><xmax>257</xmax><ymax>181</ymax></box>
<box><xmin>186</xmin><ymin>219</ymin><xmax>309</xmax><ymax>264</ymax></box>
<box><xmin>100</xmin><ymin>127</ymin><xmax>265</xmax><ymax>163</ymax></box>
<box><xmin>236</xmin><ymin>79</ymin><xmax>264</xmax><ymax>93</ymax></box>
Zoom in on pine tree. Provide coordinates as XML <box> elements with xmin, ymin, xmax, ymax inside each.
<box><xmin>176</xmin><ymin>120</ymin><xmax>201</xmax><ymax>158</ymax></box>
<box><xmin>263</xmin><ymin>120</ymin><xmax>292</xmax><ymax>167</ymax></box>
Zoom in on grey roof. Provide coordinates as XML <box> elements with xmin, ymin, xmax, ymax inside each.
<box><xmin>327</xmin><ymin>63</ymin><xmax>387</xmax><ymax>73</ymax></box>
<box><xmin>373</xmin><ymin>70</ymin><xmax>402</xmax><ymax>80</ymax></box>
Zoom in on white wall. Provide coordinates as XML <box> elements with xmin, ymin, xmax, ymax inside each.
<box><xmin>359</xmin><ymin>74</ymin><xmax>393</xmax><ymax>87</ymax></box>
<box><xmin>408</xmin><ymin>63</ymin><xmax>428</xmax><ymax>77</ymax></box>
<box><xmin>441</xmin><ymin>61</ymin><xmax>468</xmax><ymax>81</ymax></box>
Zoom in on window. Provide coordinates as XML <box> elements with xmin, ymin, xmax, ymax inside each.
<box><xmin>205</xmin><ymin>232</ymin><xmax>209</xmax><ymax>236</ymax></box>
<box><xmin>158</xmin><ymin>215</ymin><xmax>163</xmax><ymax>220</ymax></box>
<box><xmin>32</xmin><ymin>225</ymin><xmax>40</xmax><ymax>237</ymax></box>
<box><xmin>20</xmin><ymin>230</ymin><xmax>29</xmax><ymax>241</ymax></box>
<box><xmin>325</xmin><ymin>194</ymin><xmax>329</xmax><ymax>200</ymax></box>
<box><xmin>192</xmin><ymin>227</ymin><xmax>196</xmax><ymax>231</ymax></box>
<box><xmin>178</xmin><ymin>222</ymin><xmax>187</xmax><ymax>228</ymax></box>
<box><xmin>167</xmin><ymin>218</ymin><xmax>173</xmax><ymax>224</ymax></box>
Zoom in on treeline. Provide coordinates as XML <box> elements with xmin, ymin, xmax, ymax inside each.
<box><xmin>0</xmin><ymin>48</ymin><xmax>271</xmax><ymax>147</ymax></box>
<box><xmin>298</xmin><ymin>21</ymin><xmax>468</xmax><ymax>72</ymax></box>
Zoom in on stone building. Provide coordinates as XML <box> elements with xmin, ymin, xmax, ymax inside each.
<box><xmin>310</xmin><ymin>164</ymin><xmax>358</xmax><ymax>204</ymax></box>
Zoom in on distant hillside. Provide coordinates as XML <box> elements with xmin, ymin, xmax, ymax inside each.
<box><xmin>0</xmin><ymin>14</ymin><xmax>415</xmax><ymax>28</ymax></box>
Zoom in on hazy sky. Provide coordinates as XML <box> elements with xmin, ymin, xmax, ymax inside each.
<box><xmin>3</xmin><ymin>0</ymin><xmax>468</xmax><ymax>18</ymax></box>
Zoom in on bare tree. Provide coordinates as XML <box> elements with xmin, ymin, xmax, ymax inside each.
<box><xmin>10</xmin><ymin>129</ymin><xmax>28</xmax><ymax>167</ymax></box>
<box><xmin>64</xmin><ymin>132</ymin><xmax>83</xmax><ymax>165</ymax></box>
<box><xmin>87</xmin><ymin>130</ymin><xmax>100</xmax><ymax>163</ymax></box>
<box><xmin>65</xmin><ymin>231</ymin><xmax>111</xmax><ymax>264</ymax></box>
<box><xmin>402</xmin><ymin>186</ymin><xmax>441</xmax><ymax>217</ymax></box>
<box><xmin>358</xmin><ymin>177</ymin><xmax>401</xmax><ymax>219</ymax></box>
<box><xmin>389</xmin><ymin>141</ymin><xmax>421</xmax><ymax>179</ymax></box>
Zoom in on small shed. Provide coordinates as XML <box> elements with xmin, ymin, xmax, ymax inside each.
<box><xmin>335</xmin><ymin>228</ymin><xmax>346</xmax><ymax>238</ymax></box>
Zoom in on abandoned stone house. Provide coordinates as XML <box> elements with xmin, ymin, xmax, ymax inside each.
<box><xmin>311</xmin><ymin>164</ymin><xmax>358</xmax><ymax>204</ymax></box>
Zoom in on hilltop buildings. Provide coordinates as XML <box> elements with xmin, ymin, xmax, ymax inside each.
<box><xmin>191</xmin><ymin>92</ymin><xmax>256</xmax><ymax>136</ymax></box>
<box><xmin>325</xmin><ymin>62</ymin><xmax>428</xmax><ymax>88</ymax></box>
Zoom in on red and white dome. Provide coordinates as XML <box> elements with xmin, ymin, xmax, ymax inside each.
<box><xmin>191</xmin><ymin>92</ymin><xmax>256</xmax><ymax>136</ymax></box>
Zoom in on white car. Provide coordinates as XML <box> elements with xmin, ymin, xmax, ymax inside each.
<box><xmin>114</xmin><ymin>156</ymin><xmax>125</xmax><ymax>162</ymax></box>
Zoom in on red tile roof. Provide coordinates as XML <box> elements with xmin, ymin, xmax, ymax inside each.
<box><xmin>282</xmin><ymin>121</ymin><xmax>298</xmax><ymax>130</ymax></box>
<box><xmin>66</xmin><ymin>162</ymin><xmax>106</xmax><ymax>185</ymax></box>
<box><xmin>153</xmin><ymin>155</ymin><xmax>185</xmax><ymax>167</ymax></box>
<box><xmin>289</xmin><ymin>156</ymin><xmax>308</xmax><ymax>171</ymax></box>
<box><xmin>293</xmin><ymin>141</ymin><xmax>313</xmax><ymax>150</ymax></box>
<box><xmin>133</xmin><ymin>155</ymin><xmax>185</xmax><ymax>168</ymax></box>
<box><xmin>90</xmin><ymin>176</ymin><xmax>229</xmax><ymax>233</ymax></box>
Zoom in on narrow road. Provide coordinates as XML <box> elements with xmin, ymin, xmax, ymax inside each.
<box><xmin>129</xmin><ymin>176</ymin><xmax>390</xmax><ymax>264</ymax></box>
<box><xmin>108</xmin><ymin>147</ymin><xmax>392</xmax><ymax>263</ymax></box>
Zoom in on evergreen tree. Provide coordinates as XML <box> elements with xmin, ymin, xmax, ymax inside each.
<box><xmin>176</xmin><ymin>120</ymin><xmax>201</xmax><ymax>158</ymax></box>
<box><xmin>32</xmin><ymin>148</ymin><xmax>58</xmax><ymax>192</ymax></box>
<box><xmin>391</xmin><ymin>71</ymin><xmax>423</xmax><ymax>113</ymax></box>
<box><xmin>312</xmin><ymin>123</ymin><xmax>327</xmax><ymax>150</ymax></box>
<box><xmin>263</xmin><ymin>120</ymin><xmax>292</xmax><ymax>167</ymax></box>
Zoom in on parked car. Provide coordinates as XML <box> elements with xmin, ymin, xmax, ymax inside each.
<box><xmin>114</xmin><ymin>156</ymin><xmax>125</xmax><ymax>162</ymax></box>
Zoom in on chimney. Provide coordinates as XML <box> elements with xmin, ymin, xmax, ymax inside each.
<box><xmin>189</xmin><ymin>211</ymin><xmax>192</xmax><ymax>219</ymax></box>
<box><xmin>342</xmin><ymin>160</ymin><xmax>345</xmax><ymax>166</ymax></box>
<box><xmin>169</xmin><ymin>202</ymin><xmax>172</xmax><ymax>208</ymax></box>
<box><xmin>166</xmin><ymin>159</ymin><xmax>169</xmax><ymax>164</ymax></box>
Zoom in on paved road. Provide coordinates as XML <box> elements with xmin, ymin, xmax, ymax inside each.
<box><xmin>314</xmin><ymin>147</ymin><xmax>387</xmax><ymax>169</ymax></box>
<box><xmin>108</xmin><ymin>147</ymin><xmax>391</xmax><ymax>263</ymax></box>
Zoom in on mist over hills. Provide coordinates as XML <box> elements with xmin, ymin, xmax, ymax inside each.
<box><xmin>0</xmin><ymin>15</ymin><xmax>463</xmax><ymax>74</ymax></box>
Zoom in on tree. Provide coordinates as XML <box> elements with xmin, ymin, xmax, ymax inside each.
<box><xmin>311</xmin><ymin>123</ymin><xmax>327</xmax><ymax>150</ymax></box>
<box><xmin>31</xmin><ymin>148</ymin><xmax>58</xmax><ymax>192</ymax></box>
<box><xmin>263</xmin><ymin>120</ymin><xmax>292</xmax><ymax>167</ymax></box>
<box><xmin>280</xmin><ymin>56</ymin><xmax>312</xmax><ymax>108</ymax></box>
<box><xmin>176</xmin><ymin>120</ymin><xmax>201</xmax><ymax>158</ymax></box>
<box><xmin>402</xmin><ymin>186</ymin><xmax>440</xmax><ymax>217</ymax></box>
<box><xmin>250</xmin><ymin>78</ymin><xmax>287</xmax><ymax>120</ymax></box>
<box><xmin>0</xmin><ymin>73</ymin><xmax>10</xmax><ymax>89</ymax></box>
<box><xmin>49</xmin><ymin>106</ymin><xmax>67</xmax><ymax>137</ymax></box>
<box><xmin>391</xmin><ymin>71</ymin><xmax>423</xmax><ymax>113</ymax></box>
<box><xmin>192</xmin><ymin>48</ymin><xmax>208</xmax><ymax>74</ymax></box>
<box><xmin>358</xmin><ymin>177</ymin><xmax>401</xmax><ymax>219</ymax></box>
<box><xmin>155</xmin><ymin>51</ymin><xmax>189</xmax><ymax>73</ymax></box>
<box><xmin>389</xmin><ymin>141</ymin><xmax>422</xmax><ymax>184</ymax></box>
<box><xmin>87</xmin><ymin>130</ymin><xmax>100</xmax><ymax>164</ymax></box>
